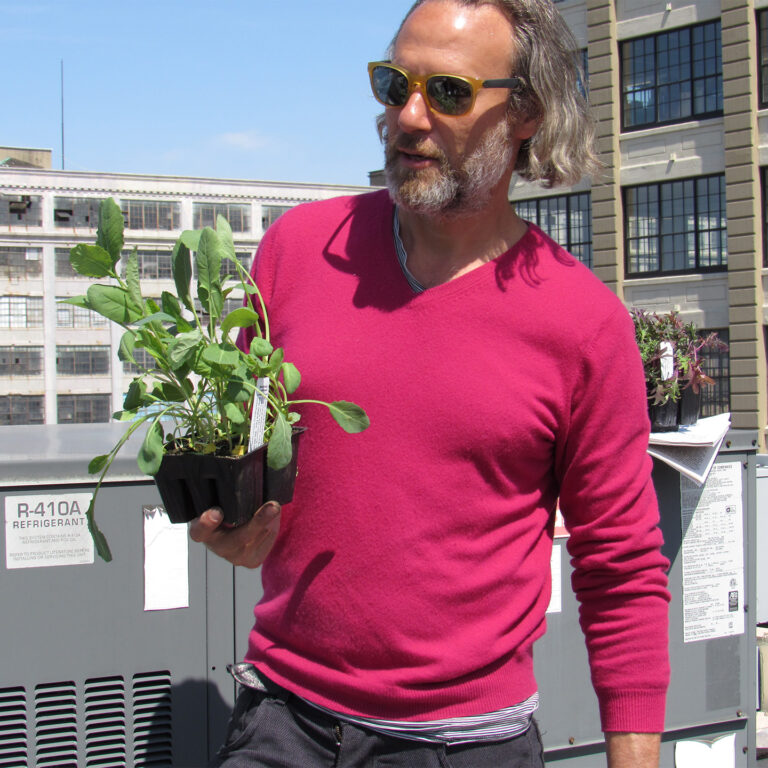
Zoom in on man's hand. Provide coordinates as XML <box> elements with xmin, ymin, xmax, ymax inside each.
<box><xmin>605</xmin><ymin>732</ymin><xmax>661</xmax><ymax>768</ymax></box>
<box><xmin>189</xmin><ymin>502</ymin><xmax>281</xmax><ymax>568</ymax></box>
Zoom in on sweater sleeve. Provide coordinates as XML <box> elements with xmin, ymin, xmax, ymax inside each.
<box><xmin>554</xmin><ymin>305</ymin><xmax>670</xmax><ymax>733</ymax></box>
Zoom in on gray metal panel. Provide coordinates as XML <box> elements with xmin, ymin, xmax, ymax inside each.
<box><xmin>0</xmin><ymin>425</ymin><xmax>237</xmax><ymax>767</ymax></box>
<box><xmin>756</xmin><ymin>456</ymin><xmax>768</xmax><ymax>625</ymax></box>
<box><xmin>535</xmin><ymin>434</ymin><xmax>757</xmax><ymax>765</ymax></box>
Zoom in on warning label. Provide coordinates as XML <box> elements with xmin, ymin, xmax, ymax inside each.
<box><xmin>5</xmin><ymin>493</ymin><xmax>94</xmax><ymax>569</ymax></box>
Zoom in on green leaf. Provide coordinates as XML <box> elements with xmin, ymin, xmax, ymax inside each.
<box><xmin>197</xmin><ymin>227</ymin><xmax>223</xmax><ymax>297</ymax></box>
<box><xmin>327</xmin><ymin>401</ymin><xmax>370</xmax><ymax>433</ymax></box>
<box><xmin>124</xmin><ymin>248</ymin><xmax>142</xmax><ymax>310</ymax></box>
<box><xmin>250</xmin><ymin>337</ymin><xmax>273</xmax><ymax>357</ymax></box>
<box><xmin>87</xmin><ymin>284</ymin><xmax>143</xmax><ymax>324</ymax></box>
<box><xmin>124</xmin><ymin>379</ymin><xmax>148</xmax><ymax>410</ymax></box>
<box><xmin>134</xmin><ymin>312</ymin><xmax>176</xmax><ymax>328</ymax></box>
<box><xmin>180</xmin><ymin>229</ymin><xmax>201</xmax><ymax>251</ymax></box>
<box><xmin>113</xmin><ymin>409</ymin><xmax>139</xmax><ymax>422</ymax></box>
<box><xmin>267</xmin><ymin>411</ymin><xmax>293</xmax><ymax>470</ymax></box>
<box><xmin>59</xmin><ymin>295</ymin><xmax>91</xmax><ymax>309</ymax></box>
<box><xmin>137</xmin><ymin>421</ymin><xmax>164</xmax><ymax>476</ymax></box>
<box><xmin>166</xmin><ymin>330</ymin><xmax>203</xmax><ymax>368</ymax></box>
<box><xmin>223</xmin><ymin>400</ymin><xmax>246</xmax><ymax>425</ymax></box>
<box><xmin>118</xmin><ymin>331</ymin><xmax>136</xmax><ymax>363</ymax></box>
<box><xmin>88</xmin><ymin>455</ymin><xmax>109</xmax><ymax>475</ymax></box>
<box><xmin>281</xmin><ymin>362</ymin><xmax>301</xmax><ymax>394</ymax></box>
<box><xmin>69</xmin><ymin>244</ymin><xmax>114</xmax><ymax>278</ymax></box>
<box><xmin>86</xmin><ymin>499</ymin><xmax>112</xmax><ymax>563</ymax></box>
<box><xmin>96</xmin><ymin>198</ymin><xmax>124</xmax><ymax>265</ymax></box>
<box><xmin>172</xmin><ymin>240</ymin><xmax>193</xmax><ymax>311</ymax></box>
<box><xmin>201</xmin><ymin>342</ymin><xmax>240</xmax><ymax>367</ymax></box>
<box><xmin>160</xmin><ymin>292</ymin><xmax>193</xmax><ymax>333</ymax></box>
<box><xmin>221</xmin><ymin>307</ymin><xmax>260</xmax><ymax>339</ymax></box>
<box><xmin>217</xmin><ymin>215</ymin><xmax>236</xmax><ymax>260</ymax></box>
<box><xmin>225</xmin><ymin>379</ymin><xmax>255</xmax><ymax>403</ymax></box>
<box><xmin>154</xmin><ymin>382</ymin><xmax>187</xmax><ymax>402</ymax></box>
<box><xmin>268</xmin><ymin>347</ymin><xmax>285</xmax><ymax>374</ymax></box>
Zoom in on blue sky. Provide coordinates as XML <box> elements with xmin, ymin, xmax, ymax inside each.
<box><xmin>0</xmin><ymin>0</ymin><xmax>416</xmax><ymax>186</ymax></box>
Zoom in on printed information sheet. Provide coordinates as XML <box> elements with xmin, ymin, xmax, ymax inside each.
<box><xmin>681</xmin><ymin>462</ymin><xmax>744</xmax><ymax>643</ymax></box>
<box><xmin>4</xmin><ymin>493</ymin><xmax>94</xmax><ymax>569</ymax></box>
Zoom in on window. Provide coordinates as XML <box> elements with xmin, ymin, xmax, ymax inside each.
<box><xmin>57</xmin><ymin>394</ymin><xmax>111</xmax><ymax>423</ymax></box>
<box><xmin>55</xmin><ymin>248</ymin><xmax>79</xmax><ymax>277</ymax></box>
<box><xmin>0</xmin><ymin>296</ymin><xmax>43</xmax><ymax>328</ymax></box>
<box><xmin>193</xmin><ymin>202</ymin><xmax>251</xmax><ymax>233</ymax></box>
<box><xmin>122</xmin><ymin>200</ymin><xmax>181</xmax><ymax>230</ymax></box>
<box><xmin>760</xmin><ymin>11</ymin><xmax>768</xmax><ymax>107</ymax></box>
<box><xmin>578</xmin><ymin>48</ymin><xmax>589</xmax><ymax>99</ymax></box>
<box><xmin>0</xmin><ymin>195</ymin><xmax>43</xmax><ymax>226</ymax></box>
<box><xmin>0</xmin><ymin>395</ymin><xmax>44</xmax><ymax>425</ymax></box>
<box><xmin>134</xmin><ymin>250</ymin><xmax>173</xmax><ymax>280</ymax></box>
<box><xmin>0</xmin><ymin>347</ymin><xmax>43</xmax><ymax>375</ymax></box>
<box><xmin>53</xmin><ymin>197</ymin><xmax>103</xmax><ymax>228</ymax></box>
<box><xmin>56</xmin><ymin>300</ymin><xmax>108</xmax><ymax>329</ymax></box>
<box><xmin>762</xmin><ymin>167</ymin><xmax>768</xmax><ymax>267</ymax></box>
<box><xmin>625</xmin><ymin>174</ymin><xmax>726</xmax><ymax>276</ymax></box>
<box><xmin>514</xmin><ymin>193</ymin><xmax>592</xmax><ymax>268</ymax></box>
<box><xmin>0</xmin><ymin>247</ymin><xmax>42</xmax><ymax>279</ymax></box>
<box><xmin>122</xmin><ymin>346</ymin><xmax>156</xmax><ymax>374</ymax></box>
<box><xmin>56</xmin><ymin>346</ymin><xmax>110</xmax><ymax>376</ymax></box>
<box><xmin>621</xmin><ymin>21</ymin><xmax>722</xmax><ymax>129</ymax></box>
<box><xmin>221</xmin><ymin>252</ymin><xmax>252</xmax><ymax>279</ymax></box>
<box><xmin>699</xmin><ymin>328</ymin><xmax>730</xmax><ymax>417</ymax></box>
<box><xmin>262</xmin><ymin>205</ymin><xmax>292</xmax><ymax>231</ymax></box>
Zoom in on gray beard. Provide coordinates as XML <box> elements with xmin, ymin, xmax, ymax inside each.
<box><xmin>384</xmin><ymin>119</ymin><xmax>515</xmax><ymax>218</ymax></box>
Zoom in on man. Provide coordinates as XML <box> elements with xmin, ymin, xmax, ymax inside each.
<box><xmin>192</xmin><ymin>1</ymin><xmax>670</xmax><ymax>766</ymax></box>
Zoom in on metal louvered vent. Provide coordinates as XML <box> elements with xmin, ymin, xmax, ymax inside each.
<box><xmin>132</xmin><ymin>671</ymin><xmax>173</xmax><ymax>767</ymax></box>
<box><xmin>0</xmin><ymin>686</ymin><xmax>27</xmax><ymax>768</ymax></box>
<box><xmin>34</xmin><ymin>681</ymin><xmax>78</xmax><ymax>767</ymax></box>
<box><xmin>84</xmin><ymin>676</ymin><xmax>126</xmax><ymax>767</ymax></box>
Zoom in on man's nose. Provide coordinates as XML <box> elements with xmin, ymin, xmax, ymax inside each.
<box><xmin>397</xmin><ymin>88</ymin><xmax>433</xmax><ymax>133</ymax></box>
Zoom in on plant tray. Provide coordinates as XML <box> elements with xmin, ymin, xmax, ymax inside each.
<box><xmin>153</xmin><ymin>427</ymin><xmax>306</xmax><ymax>526</ymax></box>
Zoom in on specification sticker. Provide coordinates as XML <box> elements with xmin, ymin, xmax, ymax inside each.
<box><xmin>5</xmin><ymin>493</ymin><xmax>94</xmax><ymax>569</ymax></box>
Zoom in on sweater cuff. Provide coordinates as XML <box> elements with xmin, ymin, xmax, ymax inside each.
<box><xmin>597</xmin><ymin>688</ymin><xmax>667</xmax><ymax>733</ymax></box>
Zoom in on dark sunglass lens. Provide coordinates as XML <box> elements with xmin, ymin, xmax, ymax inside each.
<box><xmin>372</xmin><ymin>66</ymin><xmax>409</xmax><ymax>107</ymax></box>
<box><xmin>427</xmin><ymin>75</ymin><xmax>473</xmax><ymax>114</ymax></box>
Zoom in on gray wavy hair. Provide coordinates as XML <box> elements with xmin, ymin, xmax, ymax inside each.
<box><xmin>390</xmin><ymin>0</ymin><xmax>600</xmax><ymax>188</ymax></box>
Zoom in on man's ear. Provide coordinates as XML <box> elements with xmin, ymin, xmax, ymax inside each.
<box><xmin>513</xmin><ymin>115</ymin><xmax>541</xmax><ymax>142</ymax></box>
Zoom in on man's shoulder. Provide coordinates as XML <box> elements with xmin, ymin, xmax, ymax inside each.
<box><xmin>517</xmin><ymin>223</ymin><xmax>631</xmax><ymax>339</ymax></box>
<box><xmin>273</xmin><ymin>189</ymin><xmax>391</xmax><ymax>232</ymax></box>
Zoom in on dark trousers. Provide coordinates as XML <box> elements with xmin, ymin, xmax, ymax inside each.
<box><xmin>213</xmin><ymin>684</ymin><xmax>545</xmax><ymax>768</ymax></box>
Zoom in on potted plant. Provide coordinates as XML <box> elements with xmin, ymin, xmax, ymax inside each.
<box><xmin>65</xmin><ymin>198</ymin><xmax>370</xmax><ymax>562</ymax></box>
<box><xmin>631</xmin><ymin>308</ymin><xmax>727</xmax><ymax>432</ymax></box>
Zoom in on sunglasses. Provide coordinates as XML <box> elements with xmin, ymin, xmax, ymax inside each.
<box><xmin>367</xmin><ymin>61</ymin><xmax>525</xmax><ymax>116</ymax></box>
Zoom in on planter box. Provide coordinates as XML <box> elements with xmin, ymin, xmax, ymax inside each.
<box><xmin>648</xmin><ymin>388</ymin><xmax>701</xmax><ymax>433</ymax></box>
<box><xmin>153</xmin><ymin>427</ymin><xmax>306</xmax><ymax>526</ymax></box>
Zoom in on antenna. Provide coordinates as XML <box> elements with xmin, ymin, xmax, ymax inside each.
<box><xmin>60</xmin><ymin>59</ymin><xmax>65</xmax><ymax>170</ymax></box>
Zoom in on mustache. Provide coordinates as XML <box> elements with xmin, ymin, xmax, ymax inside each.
<box><xmin>387</xmin><ymin>133</ymin><xmax>447</xmax><ymax>163</ymax></box>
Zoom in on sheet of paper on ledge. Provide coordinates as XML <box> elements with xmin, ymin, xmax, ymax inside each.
<box><xmin>143</xmin><ymin>505</ymin><xmax>189</xmax><ymax>611</ymax></box>
<box><xmin>647</xmin><ymin>413</ymin><xmax>731</xmax><ymax>486</ymax></box>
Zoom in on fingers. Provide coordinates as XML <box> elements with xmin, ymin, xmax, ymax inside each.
<box><xmin>189</xmin><ymin>502</ymin><xmax>282</xmax><ymax>569</ymax></box>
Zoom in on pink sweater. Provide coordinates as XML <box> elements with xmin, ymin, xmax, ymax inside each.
<box><xmin>240</xmin><ymin>190</ymin><xmax>670</xmax><ymax>732</ymax></box>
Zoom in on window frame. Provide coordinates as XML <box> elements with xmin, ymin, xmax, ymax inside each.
<box><xmin>759</xmin><ymin>10</ymin><xmax>768</xmax><ymax>108</ymax></box>
<box><xmin>513</xmin><ymin>192</ymin><xmax>593</xmax><ymax>269</ymax></box>
<box><xmin>0</xmin><ymin>395</ymin><xmax>44</xmax><ymax>425</ymax></box>
<box><xmin>56</xmin><ymin>345</ymin><xmax>111</xmax><ymax>376</ymax></box>
<box><xmin>0</xmin><ymin>347</ymin><xmax>44</xmax><ymax>376</ymax></box>
<box><xmin>624</xmin><ymin>173</ymin><xmax>727</xmax><ymax>277</ymax></box>
<box><xmin>620</xmin><ymin>20</ymin><xmax>723</xmax><ymax>131</ymax></box>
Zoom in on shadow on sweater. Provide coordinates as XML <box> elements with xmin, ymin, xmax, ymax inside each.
<box><xmin>320</xmin><ymin>192</ymin><xmax>576</xmax><ymax>312</ymax></box>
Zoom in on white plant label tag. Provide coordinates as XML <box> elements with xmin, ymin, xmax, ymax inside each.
<box><xmin>248</xmin><ymin>377</ymin><xmax>270</xmax><ymax>452</ymax></box>
<box><xmin>660</xmin><ymin>341</ymin><xmax>674</xmax><ymax>381</ymax></box>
